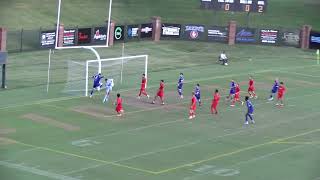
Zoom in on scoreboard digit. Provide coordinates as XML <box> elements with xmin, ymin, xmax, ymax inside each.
<box><xmin>200</xmin><ymin>0</ymin><xmax>267</xmax><ymax>13</ymax></box>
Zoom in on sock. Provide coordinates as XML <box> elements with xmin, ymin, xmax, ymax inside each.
<box><xmin>90</xmin><ymin>90</ymin><xmax>94</xmax><ymax>95</ymax></box>
<box><xmin>103</xmin><ymin>95</ymin><xmax>108</xmax><ymax>102</ymax></box>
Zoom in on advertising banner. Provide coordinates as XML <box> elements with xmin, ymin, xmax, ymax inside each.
<box><xmin>114</xmin><ymin>26</ymin><xmax>124</xmax><ymax>41</ymax></box>
<box><xmin>40</xmin><ymin>30</ymin><xmax>56</xmax><ymax>48</ymax></box>
<box><xmin>260</xmin><ymin>29</ymin><xmax>279</xmax><ymax>44</ymax></box>
<box><xmin>184</xmin><ymin>25</ymin><xmax>205</xmax><ymax>40</ymax></box>
<box><xmin>281</xmin><ymin>30</ymin><xmax>300</xmax><ymax>47</ymax></box>
<box><xmin>207</xmin><ymin>26</ymin><xmax>228</xmax><ymax>42</ymax></box>
<box><xmin>161</xmin><ymin>23</ymin><xmax>181</xmax><ymax>38</ymax></box>
<box><xmin>310</xmin><ymin>31</ymin><xmax>320</xmax><ymax>49</ymax></box>
<box><xmin>78</xmin><ymin>28</ymin><xmax>92</xmax><ymax>45</ymax></box>
<box><xmin>236</xmin><ymin>28</ymin><xmax>256</xmax><ymax>43</ymax></box>
<box><xmin>63</xmin><ymin>29</ymin><xmax>76</xmax><ymax>46</ymax></box>
<box><xmin>140</xmin><ymin>23</ymin><xmax>153</xmax><ymax>38</ymax></box>
<box><xmin>127</xmin><ymin>25</ymin><xmax>139</xmax><ymax>39</ymax></box>
<box><xmin>93</xmin><ymin>27</ymin><xmax>107</xmax><ymax>44</ymax></box>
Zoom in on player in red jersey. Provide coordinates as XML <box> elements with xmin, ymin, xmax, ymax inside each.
<box><xmin>231</xmin><ymin>83</ymin><xmax>244</xmax><ymax>107</ymax></box>
<box><xmin>211</xmin><ymin>89</ymin><xmax>220</xmax><ymax>114</ymax></box>
<box><xmin>137</xmin><ymin>74</ymin><xmax>149</xmax><ymax>99</ymax></box>
<box><xmin>276</xmin><ymin>82</ymin><xmax>286</xmax><ymax>107</ymax></box>
<box><xmin>152</xmin><ymin>80</ymin><xmax>165</xmax><ymax>105</ymax></box>
<box><xmin>248</xmin><ymin>76</ymin><xmax>257</xmax><ymax>99</ymax></box>
<box><xmin>114</xmin><ymin>93</ymin><xmax>124</xmax><ymax>116</ymax></box>
<box><xmin>189</xmin><ymin>92</ymin><xmax>197</xmax><ymax>119</ymax></box>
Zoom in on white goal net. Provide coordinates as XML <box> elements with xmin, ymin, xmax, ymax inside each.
<box><xmin>63</xmin><ymin>55</ymin><xmax>148</xmax><ymax>96</ymax></box>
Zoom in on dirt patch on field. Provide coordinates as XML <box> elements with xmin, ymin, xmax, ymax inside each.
<box><xmin>71</xmin><ymin>105</ymin><xmax>114</xmax><ymax>118</ymax></box>
<box><xmin>0</xmin><ymin>128</ymin><xmax>16</xmax><ymax>135</ymax></box>
<box><xmin>0</xmin><ymin>137</ymin><xmax>15</xmax><ymax>146</ymax></box>
<box><xmin>21</xmin><ymin>113</ymin><xmax>80</xmax><ymax>131</ymax></box>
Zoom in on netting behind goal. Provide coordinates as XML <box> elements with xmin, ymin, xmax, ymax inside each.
<box><xmin>63</xmin><ymin>55</ymin><xmax>148</xmax><ymax>96</ymax></box>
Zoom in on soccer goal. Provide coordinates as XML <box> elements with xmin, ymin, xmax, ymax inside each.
<box><xmin>63</xmin><ymin>55</ymin><xmax>148</xmax><ymax>96</ymax></box>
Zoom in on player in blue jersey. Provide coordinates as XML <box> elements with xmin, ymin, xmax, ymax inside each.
<box><xmin>244</xmin><ymin>96</ymin><xmax>255</xmax><ymax>125</ymax></box>
<box><xmin>226</xmin><ymin>80</ymin><xmax>236</xmax><ymax>101</ymax></box>
<box><xmin>103</xmin><ymin>78</ymin><xmax>114</xmax><ymax>103</ymax></box>
<box><xmin>194</xmin><ymin>84</ymin><xmax>202</xmax><ymax>106</ymax></box>
<box><xmin>268</xmin><ymin>78</ymin><xmax>279</xmax><ymax>101</ymax></box>
<box><xmin>177</xmin><ymin>73</ymin><xmax>184</xmax><ymax>99</ymax></box>
<box><xmin>90</xmin><ymin>73</ymin><xmax>104</xmax><ymax>98</ymax></box>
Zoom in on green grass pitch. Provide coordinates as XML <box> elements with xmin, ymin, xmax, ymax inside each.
<box><xmin>1</xmin><ymin>41</ymin><xmax>320</xmax><ymax>180</ymax></box>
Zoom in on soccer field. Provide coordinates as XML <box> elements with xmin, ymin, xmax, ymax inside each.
<box><xmin>1</xmin><ymin>41</ymin><xmax>320</xmax><ymax>180</ymax></box>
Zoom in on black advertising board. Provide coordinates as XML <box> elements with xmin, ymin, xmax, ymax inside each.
<box><xmin>63</xmin><ymin>29</ymin><xmax>76</xmax><ymax>46</ymax></box>
<box><xmin>281</xmin><ymin>31</ymin><xmax>300</xmax><ymax>47</ymax></box>
<box><xmin>161</xmin><ymin>24</ymin><xmax>181</xmax><ymax>38</ymax></box>
<box><xmin>78</xmin><ymin>28</ymin><xmax>92</xmax><ymax>45</ymax></box>
<box><xmin>93</xmin><ymin>27</ymin><xmax>107</xmax><ymax>44</ymax></box>
<box><xmin>140</xmin><ymin>23</ymin><xmax>153</xmax><ymax>38</ymax></box>
<box><xmin>200</xmin><ymin>0</ymin><xmax>267</xmax><ymax>13</ymax></box>
<box><xmin>184</xmin><ymin>25</ymin><xmax>205</xmax><ymax>40</ymax></box>
<box><xmin>207</xmin><ymin>26</ymin><xmax>228</xmax><ymax>42</ymax></box>
<box><xmin>114</xmin><ymin>26</ymin><xmax>124</xmax><ymax>41</ymax></box>
<box><xmin>310</xmin><ymin>31</ymin><xmax>320</xmax><ymax>49</ymax></box>
<box><xmin>40</xmin><ymin>30</ymin><xmax>56</xmax><ymax>48</ymax></box>
<box><xmin>236</xmin><ymin>28</ymin><xmax>256</xmax><ymax>43</ymax></box>
<box><xmin>260</xmin><ymin>29</ymin><xmax>279</xmax><ymax>44</ymax></box>
<box><xmin>127</xmin><ymin>25</ymin><xmax>139</xmax><ymax>39</ymax></box>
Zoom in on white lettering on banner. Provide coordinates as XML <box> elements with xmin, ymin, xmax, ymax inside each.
<box><xmin>185</xmin><ymin>26</ymin><xmax>204</xmax><ymax>32</ymax></box>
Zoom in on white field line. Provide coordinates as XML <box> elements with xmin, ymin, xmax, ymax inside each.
<box><xmin>63</xmin><ymin>163</ymin><xmax>104</xmax><ymax>175</ymax></box>
<box><xmin>274</xmin><ymin>70</ymin><xmax>320</xmax><ymax>78</ymax></box>
<box><xmin>80</xmin><ymin>90</ymin><xmax>320</xmax><ymax>141</ymax></box>
<box><xmin>0</xmin><ymin>161</ymin><xmax>80</xmax><ymax>180</ymax></box>
<box><xmin>64</xmin><ymin>104</ymin><xmax>320</xmax><ymax>175</ymax></box>
<box><xmin>0</xmin><ymin>63</ymin><xmax>318</xmax><ymax>111</ymax></box>
<box><xmin>183</xmin><ymin>145</ymin><xmax>303</xmax><ymax>180</ymax></box>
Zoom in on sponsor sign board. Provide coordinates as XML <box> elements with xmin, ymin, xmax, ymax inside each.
<box><xmin>281</xmin><ymin>30</ymin><xmax>300</xmax><ymax>47</ymax></box>
<box><xmin>207</xmin><ymin>26</ymin><xmax>228</xmax><ymax>42</ymax></box>
<box><xmin>184</xmin><ymin>25</ymin><xmax>205</xmax><ymax>40</ymax></box>
<box><xmin>127</xmin><ymin>25</ymin><xmax>139</xmax><ymax>39</ymax></box>
<box><xmin>236</xmin><ymin>28</ymin><xmax>256</xmax><ymax>43</ymax></box>
<box><xmin>310</xmin><ymin>31</ymin><xmax>320</xmax><ymax>49</ymax></box>
<box><xmin>114</xmin><ymin>26</ymin><xmax>124</xmax><ymax>41</ymax></box>
<box><xmin>260</xmin><ymin>29</ymin><xmax>279</xmax><ymax>44</ymax></box>
<box><xmin>93</xmin><ymin>27</ymin><xmax>107</xmax><ymax>44</ymax></box>
<box><xmin>140</xmin><ymin>23</ymin><xmax>153</xmax><ymax>38</ymax></box>
<box><xmin>40</xmin><ymin>30</ymin><xmax>56</xmax><ymax>48</ymax></box>
<box><xmin>161</xmin><ymin>23</ymin><xmax>181</xmax><ymax>37</ymax></box>
<box><xmin>63</xmin><ymin>29</ymin><xmax>76</xmax><ymax>46</ymax></box>
<box><xmin>78</xmin><ymin>28</ymin><xmax>92</xmax><ymax>44</ymax></box>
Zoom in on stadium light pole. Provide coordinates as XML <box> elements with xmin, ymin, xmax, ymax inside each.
<box><xmin>106</xmin><ymin>0</ymin><xmax>113</xmax><ymax>47</ymax></box>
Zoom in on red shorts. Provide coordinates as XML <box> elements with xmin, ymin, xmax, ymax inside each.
<box><xmin>277</xmin><ymin>93</ymin><xmax>283</xmax><ymax>100</ymax></box>
<box><xmin>157</xmin><ymin>91</ymin><xmax>164</xmax><ymax>98</ymax></box>
<box><xmin>190</xmin><ymin>106</ymin><xmax>196</xmax><ymax>111</ymax></box>
<box><xmin>211</xmin><ymin>103</ymin><xmax>218</xmax><ymax>109</ymax></box>
<box><xmin>116</xmin><ymin>106</ymin><xmax>123</xmax><ymax>113</ymax></box>
<box><xmin>234</xmin><ymin>93</ymin><xmax>240</xmax><ymax>100</ymax></box>
<box><xmin>248</xmin><ymin>86</ymin><xmax>255</xmax><ymax>91</ymax></box>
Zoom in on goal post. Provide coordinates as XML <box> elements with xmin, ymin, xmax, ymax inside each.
<box><xmin>63</xmin><ymin>55</ymin><xmax>148</xmax><ymax>96</ymax></box>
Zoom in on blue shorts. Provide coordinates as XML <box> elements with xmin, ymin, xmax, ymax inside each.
<box><xmin>230</xmin><ymin>90</ymin><xmax>235</xmax><ymax>95</ymax></box>
<box><xmin>271</xmin><ymin>89</ymin><xmax>278</xmax><ymax>93</ymax></box>
<box><xmin>195</xmin><ymin>94</ymin><xmax>201</xmax><ymax>100</ymax></box>
<box><xmin>93</xmin><ymin>82</ymin><xmax>102</xmax><ymax>88</ymax></box>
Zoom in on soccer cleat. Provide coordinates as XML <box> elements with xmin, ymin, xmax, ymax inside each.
<box><xmin>230</xmin><ymin>104</ymin><xmax>235</xmax><ymax>107</ymax></box>
<box><xmin>192</xmin><ymin>115</ymin><xmax>196</xmax><ymax>118</ymax></box>
<box><xmin>250</xmin><ymin>95</ymin><xmax>253</xmax><ymax>98</ymax></box>
<box><xmin>251</xmin><ymin>120</ymin><xmax>255</xmax><ymax>124</ymax></box>
<box><xmin>90</xmin><ymin>95</ymin><xmax>93</xmax><ymax>98</ymax></box>
<box><xmin>244</xmin><ymin>121</ymin><xmax>249</xmax><ymax>125</ymax></box>
<box><xmin>161</xmin><ymin>102</ymin><xmax>165</xmax><ymax>105</ymax></box>
<box><xmin>147</xmin><ymin>95</ymin><xmax>150</xmax><ymax>99</ymax></box>
<box><xmin>276</xmin><ymin>103</ymin><xmax>279</xmax><ymax>106</ymax></box>
<box><xmin>137</xmin><ymin>96</ymin><xmax>141</xmax><ymax>99</ymax></box>
<box><xmin>152</xmin><ymin>101</ymin><xmax>155</xmax><ymax>104</ymax></box>
<box><xmin>189</xmin><ymin>116</ymin><xmax>193</xmax><ymax>119</ymax></box>
<box><xmin>254</xmin><ymin>96</ymin><xmax>258</xmax><ymax>99</ymax></box>
<box><xmin>268</xmin><ymin>97</ymin><xmax>273</xmax><ymax>101</ymax></box>
<box><xmin>241</xmin><ymin>101</ymin><xmax>244</xmax><ymax>105</ymax></box>
<box><xmin>225</xmin><ymin>63</ymin><xmax>228</xmax><ymax>66</ymax></box>
<box><xmin>180</xmin><ymin>95</ymin><xmax>184</xmax><ymax>99</ymax></box>
<box><xmin>117</xmin><ymin>114</ymin><xmax>122</xmax><ymax>117</ymax></box>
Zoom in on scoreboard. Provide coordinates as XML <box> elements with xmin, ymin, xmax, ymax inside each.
<box><xmin>200</xmin><ymin>0</ymin><xmax>267</xmax><ymax>13</ymax></box>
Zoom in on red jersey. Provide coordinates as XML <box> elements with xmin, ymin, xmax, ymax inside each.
<box><xmin>159</xmin><ymin>82</ymin><xmax>164</xmax><ymax>92</ymax></box>
<box><xmin>191</xmin><ymin>96</ymin><xmax>197</xmax><ymax>109</ymax></box>
<box><xmin>212</xmin><ymin>93</ymin><xmax>220</xmax><ymax>104</ymax></box>
<box><xmin>141</xmin><ymin>77</ymin><xmax>147</xmax><ymax>89</ymax></box>
<box><xmin>236</xmin><ymin>85</ymin><xmax>240</xmax><ymax>94</ymax></box>
<box><xmin>249</xmin><ymin>79</ymin><xmax>254</xmax><ymax>87</ymax></box>
<box><xmin>116</xmin><ymin>97</ymin><xmax>122</xmax><ymax>107</ymax></box>
<box><xmin>278</xmin><ymin>85</ymin><xmax>286</xmax><ymax>95</ymax></box>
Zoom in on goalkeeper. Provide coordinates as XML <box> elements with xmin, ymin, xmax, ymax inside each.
<box><xmin>103</xmin><ymin>78</ymin><xmax>114</xmax><ymax>103</ymax></box>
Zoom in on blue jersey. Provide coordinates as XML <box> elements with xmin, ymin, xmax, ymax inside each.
<box><xmin>195</xmin><ymin>86</ymin><xmax>201</xmax><ymax>99</ymax></box>
<box><xmin>271</xmin><ymin>81</ymin><xmax>279</xmax><ymax>93</ymax></box>
<box><xmin>93</xmin><ymin>74</ymin><xmax>103</xmax><ymax>87</ymax></box>
<box><xmin>177</xmin><ymin>75</ymin><xmax>184</xmax><ymax>89</ymax></box>
<box><xmin>246</xmin><ymin>100</ymin><xmax>254</xmax><ymax>114</ymax></box>
<box><xmin>229</xmin><ymin>82</ymin><xmax>236</xmax><ymax>94</ymax></box>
